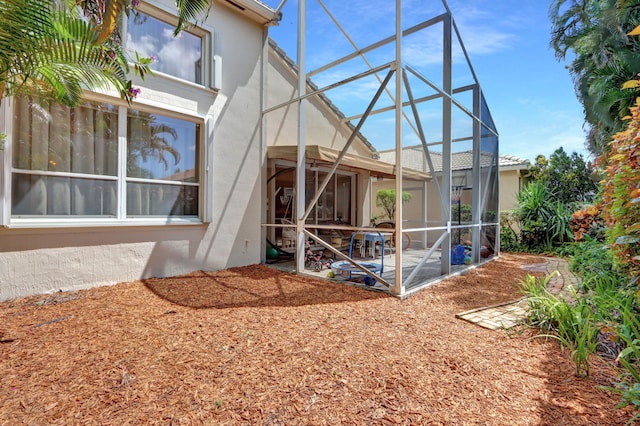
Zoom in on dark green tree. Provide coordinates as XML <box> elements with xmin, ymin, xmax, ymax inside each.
<box><xmin>528</xmin><ymin>147</ymin><xmax>598</xmax><ymax>204</ymax></box>
<box><xmin>547</xmin><ymin>147</ymin><xmax>598</xmax><ymax>203</ymax></box>
<box><xmin>529</xmin><ymin>155</ymin><xmax>550</xmax><ymax>182</ymax></box>
<box><xmin>549</xmin><ymin>0</ymin><xmax>640</xmax><ymax>156</ymax></box>
<box><xmin>375</xmin><ymin>189</ymin><xmax>412</xmax><ymax>223</ymax></box>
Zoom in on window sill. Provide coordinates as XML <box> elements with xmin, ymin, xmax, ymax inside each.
<box><xmin>5</xmin><ymin>217</ymin><xmax>204</xmax><ymax>229</ymax></box>
<box><xmin>134</xmin><ymin>68</ymin><xmax>219</xmax><ymax>95</ymax></box>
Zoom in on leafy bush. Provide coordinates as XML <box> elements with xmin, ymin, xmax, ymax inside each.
<box><xmin>550</xmin><ymin>242</ymin><xmax>582</xmax><ymax>258</ymax></box>
<box><xmin>596</xmin><ymin>287</ymin><xmax>640</xmax><ymax>424</ymax></box>
<box><xmin>519</xmin><ymin>273</ymin><xmax>599</xmax><ymax>377</ymax></box>
<box><xmin>570</xmin><ymin>204</ymin><xmax>607</xmax><ymax>242</ymax></box>
<box><xmin>520</xmin><ymin>265</ymin><xmax>639</xmax><ymax>419</ymax></box>
<box><xmin>611</xmin><ymin>304</ymin><xmax>640</xmax><ymax>424</ymax></box>
<box><xmin>499</xmin><ymin>210</ymin><xmax>527</xmax><ymax>252</ymax></box>
<box><xmin>375</xmin><ymin>189</ymin><xmax>412</xmax><ymax>223</ymax></box>
<box><xmin>529</xmin><ymin>148</ymin><xmax>598</xmax><ymax>204</ymax></box>
<box><xmin>597</xmin><ymin>98</ymin><xmax>640</xmax><ymax>276</ymax></box>
<box><xmin>548</xmin><ymin>200</ymin><xmax>576</xmax><ymax>245</ymax></box>
<box><xmin>569</xmin><ymin>238</ymin><xmax>622</xmax><ymax>285</ymax></box>
<box><xmin>516</xmin><ymin>182</ymin><xmax>575</xmax><ymax>250</ymax></box>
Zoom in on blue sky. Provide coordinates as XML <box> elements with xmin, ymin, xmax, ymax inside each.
<box><xmin>262</xmin><ymin>0</ymin><xmax>589</xmax><ymax>163</ymax></box>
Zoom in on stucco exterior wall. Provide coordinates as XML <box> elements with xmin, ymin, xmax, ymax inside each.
<box><xmin>499</xmin><ymin>169</ymin><xmax>523</xmax><ymax>211</ymax></box>
<box><xmin>0</xmin><ymin>1</ymin><xmax>268</xmax><ymax>301</ymax></box>
<box><xmin>265</xmin><ymin>45</ymin><xmax>377</xmax><ymax>228</ymax></box>
<box><xmin>265</xmin><ymin>49</ymin><xmax>374</xmax><ymax>157</ymax></box>
<box><xmin>372</xmin><ymin>167</ymin><xmax>523</xmax><ymax>246</ymax></box>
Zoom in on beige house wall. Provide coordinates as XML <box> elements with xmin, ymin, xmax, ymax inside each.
<box><xmin>266</xmin><ymin>47</ymin><xmax>374</xmax><ymax>158</ymax></box>
<box><xmin>371</xmin><ymin>168</ymin><xmax>525</xmax><ymax>246</ymax></box>
<box><xmin>499</xmin><ymin>169</ymin><xmax>524</xmax><ymax>211</ymax></box>
<box><xmin>0</xmin><ymin>1</ymin><xmax>271</xmax><ymax>301</ymax></box>
<box><xmin>265</xmin><ymin>45</ymin><xmax>377</xmax><ymax>227</ymax></box>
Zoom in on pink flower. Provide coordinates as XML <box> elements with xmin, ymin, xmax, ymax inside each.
<box><xmin>128</xmin><ymin>87</ymin><xmax>141</xmax><ymax>98</ymax></box>
<box><xmin>131</xmin><ymin>0</ymin><xmax>140</xmax><ymax>7</ymax></box>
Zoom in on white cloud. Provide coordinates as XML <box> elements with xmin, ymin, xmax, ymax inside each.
<box><xmin>156</xmin><ymin>30</ymin><xmax>200</xmax><ymax>82</ymax></box>
<box><xmin>126</xmin><ymin>33</ymin><xmax>157</xmax><ymax>59</ymax></box>
<box><xmin>500</xmin><ymin>111</ymin><xmax>589</xmax><ymax>162</ymax></box>
<box><xmin>127</xmin><ymin>25</ymin><xmax>200</xmax><ymax>82</ymax></box>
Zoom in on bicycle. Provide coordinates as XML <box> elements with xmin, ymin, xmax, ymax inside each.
<box><xmin>371</xmin><ymin>220</ymin><xmax>412</xmax><ymax>251</ymax></box>
<box><xmin>305</xmin><ymin>241</ymin><xmax>331</xmax><ymax>271</ymax></box>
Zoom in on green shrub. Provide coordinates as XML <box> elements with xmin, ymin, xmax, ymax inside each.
<box><xmin>516</xmin><ymin>182</ymin><xmax>575</xmax><ymax>251</ymax></box>
<box><xmin>569</xmin><ymin>238</ymin><xmax>623</xmax><ymax>285</ymax></box>
<box><xmin>500</xmin><ymin>210</ymin><xmax>527</xmax><ymax>252</ymax></box>
<box><xmin>519</xmin><ymin>273</ymin><xmax>599</xmax><ymax>377</ymax></box>
<box><xmin>598</xmin><ymin>98</ymin><xmax>640</xmax><ymax>276</ymax></box>
<box><xmin>520</xmin><ymin>269</ymin><xmax>639</xmax><ymax>418</ymax></box>
<box><xmin>375</xmin><ymin>189</ymin><xmax>412</xmax><ymax>223</ymax></box>
<box><xmin>550</xmin><ymin>242</ymin><xmax>582</xmax><ymax>258</ymax></box>
<box><xmin>606</xmin><ymin>298</ymin><xmax>640</xmax><ymax>424</ymax></box>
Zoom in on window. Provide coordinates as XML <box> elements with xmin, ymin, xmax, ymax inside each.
<box><xmin>306</xmin><ymin>170</ymin><xmax>353</xmax><ymax>224</ymax></box>
<box><xmin>126</xmin><ymin>9</ymin><xmax>205</xmax><ymax>85</ymax></box>
<box><xmin>12</xmin><ymin>98</ymin><xmax>119</xmax><ymax>217</ymax></box>
<box><xmin>271</xmin><ymin>164</ymin><xmax>353</xmax><ymax>225</ymax></box>
<box><xmin>126</xmin><ymin>109</ymin><xmax>199</xmax><ymax>216</ymax></box>
<box><xmin>9</xmin><ymin>96</ymin><xmax>201</xmax><ymax>223</ymax></box>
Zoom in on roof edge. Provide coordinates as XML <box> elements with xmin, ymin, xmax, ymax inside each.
<box><xmin>268</xmin><ymin>38</ymin><xmax>377</xmax><ymax>154</ymax></box>
<box><xmin>217</xmin><ymin>0</ymin><xmax>281</xmax><ymax>26</ymax></box>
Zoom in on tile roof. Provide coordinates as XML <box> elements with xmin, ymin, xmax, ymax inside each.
<box><xmin>378</xmin><ymin>148</ymin><xmax>530</xmax><ymax>173</ymax></box>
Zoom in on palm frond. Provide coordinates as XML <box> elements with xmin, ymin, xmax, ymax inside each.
<box><xmin>0</xmin><ymin>0</ymin><xmax>131</xmax><ymax>106</ymax></box>
<box><xmin>174</xmin><ymin>0</ymin><xmax>211</xmax><ymax>36</ymax></box>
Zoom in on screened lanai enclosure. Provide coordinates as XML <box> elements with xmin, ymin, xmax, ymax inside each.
<box><xmin>262</xmin><ymin>0</ymin><xmax>499</xmax><ymax>297</ymax></box>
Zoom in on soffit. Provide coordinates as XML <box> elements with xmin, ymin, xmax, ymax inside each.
<box><xmin>267</xmin><ymin>145</ymin><xmax>431</xmax><ymax>181</ymax></box>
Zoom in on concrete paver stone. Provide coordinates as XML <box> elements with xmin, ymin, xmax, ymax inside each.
<box><xmin>456</xmin><ymin>257</ymin><xmax>579</xmax><ymax>330</ymax></box>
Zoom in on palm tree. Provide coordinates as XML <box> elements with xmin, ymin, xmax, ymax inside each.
<box><xmin>549</xmin><ymin>0</ymin><xmax>640</xmax><ymax>156</ymax></box>
<box><xmin>126</xmin><ymin>110</ymin><xmax>181</xmax><ymax>179</ymax></box>
<box><xmin>0</xmin><ymin>0</ymin><xmax>130</xmax><ymax>106</ymax></box>
<box><xmin>0</xmin><ymin>0</ymin><xmax>210</xmax><ymax>107</ymax></box>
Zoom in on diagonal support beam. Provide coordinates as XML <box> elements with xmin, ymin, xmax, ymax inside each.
<box><xmin>317</xmin><ymin>0</ymin><xmax>421</xmax><ymax>139</ymax></box>
<box><xmin>403</xmin><ymin>230</ymin><xmax>449</xmax><ymax>288</ymax></box>
<box><xmin>302</xmin><ymin>67</ymin><xmax>396</xmax><ymax>222</ymax></box>
<box><xmin>303</xmin><ymin>230</ymin><xmax>392</xmax><ymax>288</ymax></box>
<box><xmin>403</xmin><ymin>70</ymin><xmax>447</xmax><ymax>219</ymax></box>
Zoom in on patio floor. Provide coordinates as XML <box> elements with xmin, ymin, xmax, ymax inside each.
<box><xmin>456</xmin><ymin>257</ymin><xmax>581</xmax><ymax>330</ymax></box>
<box><xmin>268</xmin><ymin>251</ymin><xmax>580</xmax><ymax>331</ymax></box>
<box><xmin>266</xmin><ymin>244</ymin><xmax>490</xmax><ymax>296</ymax></box>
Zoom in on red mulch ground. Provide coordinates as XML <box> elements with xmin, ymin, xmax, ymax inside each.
<box><xmin>0</xmin><ymin>253</ymin><xmax>635</xmax><ymax>425</ymax></box>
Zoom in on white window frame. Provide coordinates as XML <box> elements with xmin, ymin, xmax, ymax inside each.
<box><xmin>125</xmin><ymin>2</ymin><xmax>215</xmax><ymax>90</ymax></box>
<box><xmin>1</xmin><ymin>93</ymin><xmax>206</xmax><ymax>228</ymax></box>
<box><xmin>0</xmin><ymin>98</ymin><xmax>10</xmax><ymax>226</ymax></box>
<box><xmin>272</xmin><ymin>159</ymin><xmax>356</xmax><ymax>224</ymax></box>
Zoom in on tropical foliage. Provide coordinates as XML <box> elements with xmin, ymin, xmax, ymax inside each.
<box><xmin>0</xmin><ymin>0</ymin><xmax>209</xmax><ymax>107</ymax></box>
<box><xmin>520</xmin><ymin>244</ymin><xmax>639</xmax><ymax>421</ymax></box>
<box><xmin>528</xmin><ymin>147</ymin><xmax>598</xmax><ymax>204</ymax></box>
<box><xmin>570</xmin><ymin>204</ymin><xmax>607</xmax><ymax>242</ymax></box>
<box><xmin>499</xmin><ymin>210</ymin><xmax>526</xmax><ymax>252</ymax></box>
<box><xmin>0</xmin><ymin>0</ymin><xmax>143</xmax><ymax>106</ymax></box>
<box><xmin>597</xmin><ymin>96</ymin><xmax>640</xmax><ymax>276</ymax></box>
<box><xmin>375</xmin><ymin>189</ymin><xmax>412</xmax><ymax>223</ymax></box>
<box><xmin>514</xmin><ymin>181</ymin><xmax>574</xmax><ymax>250</ymax></box>
<box><xmin>550</xmin><ymin>0</ymin><xmax>640</xmax><ymax>157</ymax></box>
<box><xmin>513</xmin><ymin>2</ymin><xmax>640</xmax><ymax>420</ymax></box>
<box><xmin>519</xmin><ymin>273</ymin><xmax>599</xmax><ymax>378</ymax></box>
